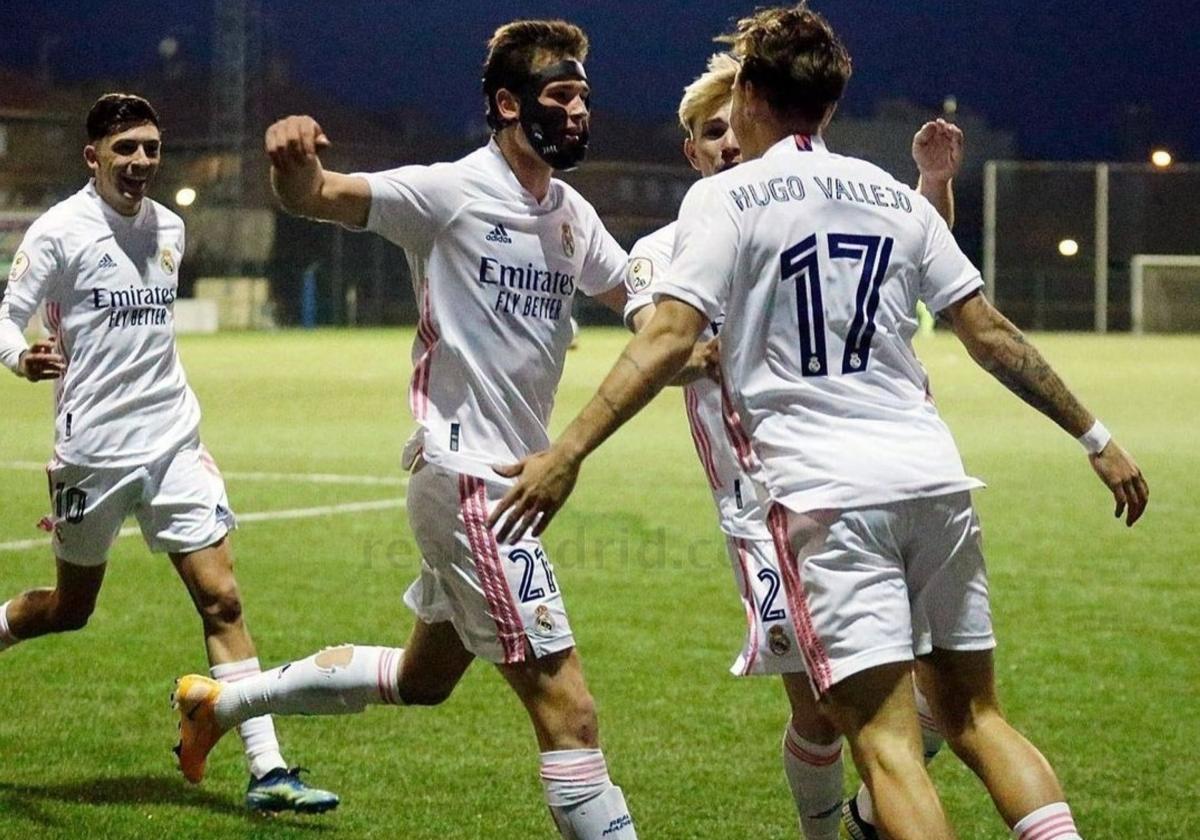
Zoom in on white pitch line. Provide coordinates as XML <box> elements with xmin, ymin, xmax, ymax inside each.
<box><xmin>226</xmin><ymin>471</ymin><xmax>406</xmax><ymax>487</ymax></box>
<box><xmin>0</xmin><ymin>461</ymin><xmax>406</xmax><ymax>487</ymax></box>
<box><xmin>0</xmin><ymin>497</ymin><xmax>405</xmax><ymax>553</ymax></box>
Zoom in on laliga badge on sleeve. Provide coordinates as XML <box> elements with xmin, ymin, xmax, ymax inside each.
<box><xmin>561</xmin><ymin>222</ymin><xmax>575</xmax><ymax>258</ymax></box>
<box><xmin>8</xmin><ymin>251</ymin><xmax>29</xmax><ymax>283</ymax></box>
<box><xmin>626</xmin><ymin>257</ymin><xmax>653</xmax><ymax>293</ymax></box>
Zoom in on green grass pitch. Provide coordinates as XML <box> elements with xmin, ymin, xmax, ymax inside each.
<box><xmin>0</xmin><ymin>328</ymin><xmax>1196</xmax><ymax>838</ymax></box>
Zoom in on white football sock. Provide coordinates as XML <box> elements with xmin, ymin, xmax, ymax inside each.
<box><xmin>540</xmin><ymin>749</ymin><xmax>637</xmax><ymax>839</ymax></box>
<box><xmin>214</xmin><ymin>645</ymin><xmax>404</xmax><ymax>730</ymax></box>
<box><xmin>855</xmin><ymin>685</ymin><xmax>944</xmax><ymax>827</ymax></box>
<box><xmin>210</xmin><ymin>658</ymin><xmax>287</xmax><ymax>779</ymax></box>
<box><xmin>1011</xmin><ymin>802</ymin><xmax>1082</xmax><ymax>840</ymax></box>
<box><xmin>0</xmin><ymin>601</ymin><xmax>19</xmax><ymax>651</ymax></box>
<box><xmin>782</xmin><ymin>722</ymin><xmax>843</xmax><ymax>840</ymax></box>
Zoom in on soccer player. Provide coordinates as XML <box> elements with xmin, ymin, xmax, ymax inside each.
<box><xmin>0</xmin><ymin>93</ymin><xmax>338</xmax><ymax>813</ymax></box>
<box><xmin>489</xmin><ymin>5</ymin><xmax>1148</xmax><ymax>840</ymax></box>
<box><xmin>625</xmin><ymin>53</ymin><xmax>958</xmax><ymax>840</ymax></box>
<box><xmin>172</xmin><ymin>21</ymin><xmax>639</xmax><ymax>839</ymax></box>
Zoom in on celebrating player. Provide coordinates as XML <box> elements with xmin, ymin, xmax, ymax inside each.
<box><xmin>0</xmin><ymin>93</ymin><xmax>338</xmax><ymax>813</ymax></box>
<box><xmin>624</xmin><ymin>53</ymin><xmax>960</xmax><ymax>840</ymax></box>
<box><xmin>172</xmin><ymin>21</ymin><xmax>639</xmax><ymax>839</ymax></box>
<box><xmin>489</xmin><ymin>5</ymin><xmax>1148</xmax><ymax>839</ymax></box>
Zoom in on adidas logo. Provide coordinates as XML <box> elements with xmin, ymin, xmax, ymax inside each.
<box><xmin>97</xmin><ymin>253</ymin><xmax>117</xmax><ymax>270</ymax></box>
<box><xmin>485</xmin><ymin>223</ymin><xmax>512</xmax><ymax>244</ymax></box>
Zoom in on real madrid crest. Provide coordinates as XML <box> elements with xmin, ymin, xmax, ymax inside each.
<box><xmin>534</xmin><ymin>604</ymin><xmax>555</xmax><ymax>634</ymax></box>
<box><xmin>561</xmin><ymin>222</ymin><xmax>575</xmax><ymax>258</ymax></box>
<box><xmin>160</xmin><ymin>248</ymin><xmax>176</xmax><ymax>275</ymax></box>
<box><xmin>768</xmin><ymin>625</ymin><xmax>792</xmax><ymax>656</ymax></box>
<box><xmin>8</xmin><ymin>251</ymin><xmax>30</xmax><ymax>283</ymax></box>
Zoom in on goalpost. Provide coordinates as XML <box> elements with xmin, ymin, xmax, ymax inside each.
<box><xmin>1130</xmin><ymin>255</ymin><xmax>1200</xmax><ymax>334</ymax></box>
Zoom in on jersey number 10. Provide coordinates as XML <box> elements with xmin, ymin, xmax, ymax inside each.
<box><xmin>780</xmin><ymin>232</ymin><xmax>895</xmax><ymax>376</ymax></box>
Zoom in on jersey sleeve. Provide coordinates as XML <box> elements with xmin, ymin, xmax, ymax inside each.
<box><xmin>0</xmin><ymin>221</ymin><xmax>62</xmax><ymax>373</ymax></box>
<box><xmin>358</xmin><ymin>164</ymin><xmax>459</xmax><ymax>254</ymax></box>
<box><xmin>622</xmin><ymin>230</ymin><xmax>673</xmax><ymax>328</ymax></box>
<box><xmin>651</xmin><ymin>179</ymin><xmax>738</xmax><ymax>321</ymax></box>
<box><xmin>916</xmin><ymin>197</ymin><xmax>983</xmax><ymax>314</ymax></box>
<box><xmin>576</xmin><ymin>204</ymin><xmax>628</xmax><ymax>297</ymax></box>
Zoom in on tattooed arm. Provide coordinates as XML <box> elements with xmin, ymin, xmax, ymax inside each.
<box><xmin>944</xmin><ymin>290</ymin><xmax>1149</xmax><ymax>525</ymax></box>
<box><xmin>945</xmin><ymin>291</ymin><xmax>1093</xmax><ymax>435</ymax></box>
<box><xmin>489</xmin><ymin>298</ymin><xmax>708</xmax><ymax>542</ymax></box>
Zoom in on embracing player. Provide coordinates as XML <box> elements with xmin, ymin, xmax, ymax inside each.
<box><xmin>624</xmin><ymin>53</ymin><xmax>959</xmax><ymax>840</ymax></box>
<box><xmin>490</xmin><ymin>5</ymin><xmax>1148</xmax><ymax>839</ymax></box>
<box><xmin>172</xmin><ymin>21</ymin><xmax>641</xmax><ymax>839</ymax></box>
<box><xmin>0</xmin><ymin>93</ymin><xmax>337</xmax><ymax>813</ymax></box>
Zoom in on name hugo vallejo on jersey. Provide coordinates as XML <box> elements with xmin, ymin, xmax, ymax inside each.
<box><xmin>92</xmin><ymin>285</ymin><xmax>176</xmax><ymax>328</ymax></box>
<box><xmin>728</xmin><ymin>174</ymin><xmax>913</xmax><ymax>214</ymax></box>
<box><xmin>478</xmin><ymin>256</ymin><xmax>576</xmax><ymax>322</ymax></box>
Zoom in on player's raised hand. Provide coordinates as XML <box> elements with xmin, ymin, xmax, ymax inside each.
<box><xmin>17</xmin><ymin>337</ymin><xmax>66</xmax><ymax>382</ymax></box>
<box><xmin>264</xmin><ymin>115</ymin><xmax>331</xmax><ymax>171</ymax></box>
<box><xmin>264</xmin><ymin>114</ymin><xmax>371</xmax><ymax>223</ymax></box>
<box><xmin>1089</xmin><ymin>440</ymin><xmax>1149</xmax><ymax>526</ymax></box>
<box><xmin>489</xmin><ymin>446</ymin><xmax>581</xmax><ymax>543</ymax></box>
<box><xmin>912</xmin><ymin>118</ymin><xmax>963</xmax><ymax>182</ymax></box>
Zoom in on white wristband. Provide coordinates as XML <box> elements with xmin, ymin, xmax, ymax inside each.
<box><xmin>1077</xmin><ymin>420</ymin><xmax>1111</xmax><ymax>455</ymax></box>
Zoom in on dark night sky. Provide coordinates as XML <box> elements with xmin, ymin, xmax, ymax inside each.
<box><xmin>2</xmin><ymin>1</ymin><xmax>1195</xmax><ymax>161</ymax></box>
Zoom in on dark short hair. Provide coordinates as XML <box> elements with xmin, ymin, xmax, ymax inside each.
<box><xmin>720</xmin><ymin>4</ymin><xmax>852</xmax><ymax>124</ymax></box>
<box><xmin>86</xmin><ymin>93</ymin><xmax>160</xmax><ymax>142</ymax></box>
<box><xmin>482</xmin><ymin>19</ymin><xmax>589</xmax><ymax>130</ymax></box>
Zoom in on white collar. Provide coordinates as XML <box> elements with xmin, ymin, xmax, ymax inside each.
<box><xmin>86</xmin><ymin>179</ymin><xmax>148</xmax><ymax>225</ymax></box>
<box><xmin>482</xmin><ymin>139</ymin><xmax>556</xmax><ymax>208</ymax></box>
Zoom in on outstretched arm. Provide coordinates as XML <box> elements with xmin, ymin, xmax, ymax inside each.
<box><xmin>628</xmin><ymin>300</ymin><xmax>717</xmax><ymax>385</ymax></box>
<box><xmin>913</xmin><ymin>119</ymin><xmax>962</xmax><ymax>228</ymax></box>
<box><xmin>943</xmin><ymin>291</ymin><xmax>1149</xmax><ymax>525</ymax></box>
<box><xmin>265</xmin><ymin>116</ymin><xmax>372</xmax><ymax>227</ymax></box>
<box><xmin>489</xmin><ymin>298</ymin><xmax>709</xmax><ymax>541</ymax></box>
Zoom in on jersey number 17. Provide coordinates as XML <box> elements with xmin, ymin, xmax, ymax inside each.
<box><xmin>780</xmin><ymin>232</ymin><xmax>894</xmax><ymax>376</ymax></box>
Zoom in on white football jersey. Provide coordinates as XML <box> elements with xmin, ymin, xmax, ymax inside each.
<box><xmin>0</xmin><ymin>182</ymin><xmax>200</xmax><ymax>468</ymax></box>
<box><xmin>359</xmin><ymin>140</ymin><xmax>627</xmax><ymax>480</ymax></box>
<box><xmin>655</xmin><ymin>135</ymin><xmax>984</xmax><ymax>513</ymax></box>
<box><xmin>625</xmin><ymin>223</ymin><xmax>769</xmax><ymax>541</ymax></box>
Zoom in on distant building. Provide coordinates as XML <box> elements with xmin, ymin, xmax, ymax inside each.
<box><xmin>0</xmin><ymin>67</ymin><xmax>93</xmax><ymax>209</ymax></box>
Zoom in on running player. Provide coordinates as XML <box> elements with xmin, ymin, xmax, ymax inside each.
<box><xmin>624</xmin><ymin>53</ymin><xmax>956</xmax><ymax>840</ymax></box>
<box><xmin>0</xmin><ymin>93</ymin><xmax>338</xmax><ymax>813</ymax></box>
<box><xmin>172</xmin><ymin>21</ymin><xmax>638</xmax><ymax>839</ymax></box>
<box><xmin>489</xmin><ymin>5</ymin><xmax>1148</xmax><ymax>839</ymax></box>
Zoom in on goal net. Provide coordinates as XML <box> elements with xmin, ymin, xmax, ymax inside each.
<box><xmin>1131</xmin><ymin>255</ymin><xmax>1200</xmax><ymax>333</ymax></box>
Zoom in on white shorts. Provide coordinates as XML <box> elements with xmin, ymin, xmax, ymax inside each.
<box><xmin>769</xmin><ymin>491</ymin><xmax>995</xmax><ymax>695</ymax></box>
<box><xmin>726</xmin><ymin>535</ymin><xmax>808</xmax><ymax>676</ymax></box>
<box><xmin>403</xmin><ymin>461</ymin><xmax>574</xmax><ymax>665</ymax></box>
<box><xmin>43</xmin><ymin>440</ymin><xmax>236</xmax><ymax>567</ymax></box>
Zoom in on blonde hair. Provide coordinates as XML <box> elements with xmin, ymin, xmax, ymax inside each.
<box><xmin>677</xmin><ymin>53</ymin><xmax>739</xmax><ymax>138</ymax></box>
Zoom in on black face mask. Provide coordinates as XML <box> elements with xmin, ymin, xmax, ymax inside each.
<box><xmin>517</xmin><ymin>59</ymin><xmax>590</xmax><ymax>171</ymax></box>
